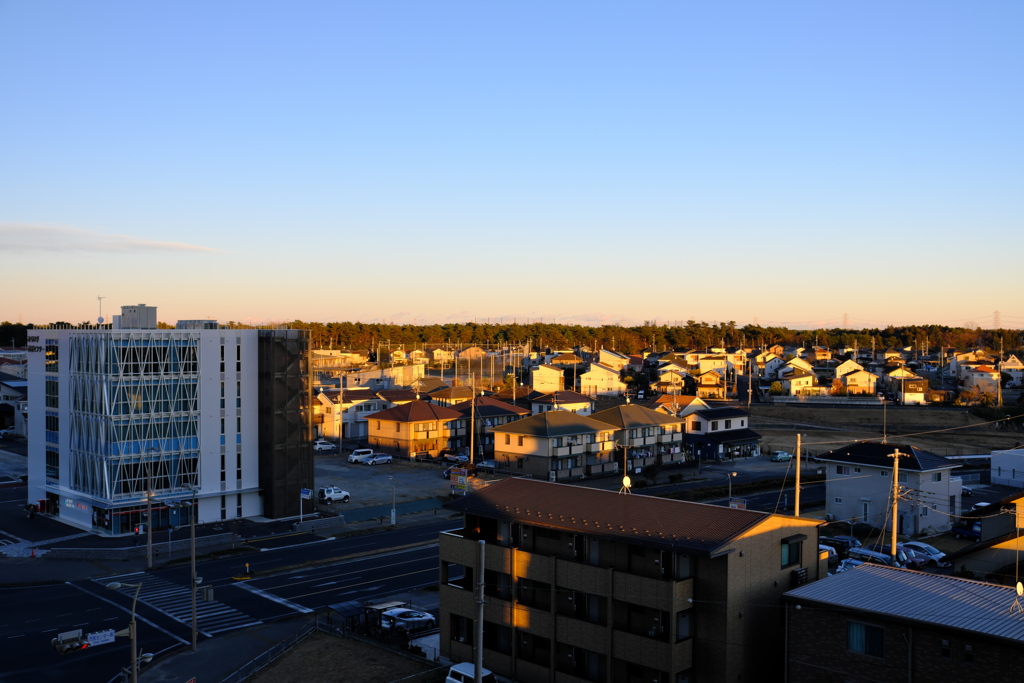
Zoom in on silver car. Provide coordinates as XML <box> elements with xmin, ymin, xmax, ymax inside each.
<box><xmin>381</xmin><ymin>608</ymin><xmax>436</xmax><ymax>631</ymax></box>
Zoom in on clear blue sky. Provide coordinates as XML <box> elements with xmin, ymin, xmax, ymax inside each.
<box><xmin>2</xmin><ymin>2</ymin><xmax>1021</xmax><ymax>329</ymax></box>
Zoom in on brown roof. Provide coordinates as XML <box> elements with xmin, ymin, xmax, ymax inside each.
<box><xmin>368</xmin><ymin>400</ymin><xmax>463</xmax><ymax>422</ymax></box>
<box><xmin>590</xmin><ymin>404</ymin><xmax>683</xmax><ymax>429</ymax></box>
<box><xmin>445</xmin><ymin>478</ymin><xmax>781</xmax><ymax>555</ymax></box>
<box><xmin>449</xmin><ymin>396</ymin><xmax>530</xmax><ymax>418</ymax></box>
<box><xmin>493</xmin><ymin>410</ymin><xmax>612</xmax><ymax>437</ymax></box>
<box><xmin>531</xmin><ymin>390</ymin><xmax>593</xmax><ymax>405</ymax></box>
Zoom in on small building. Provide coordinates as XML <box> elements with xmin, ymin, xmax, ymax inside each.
<box><xmin>530</xmin><ymin>364</ymin><xmax>565</xmax><ymax>393</ymax></box>
<box><xmin>366</xmin><ymin>401</ymin><xmax>465</xmax><ymax>459</ymax></box>
<box><xmin>590</xmin><ymin>403</ymin><xmax>687</xmax><ymax>469</ymax></box>
<box><xmin>785</xmin><ymin>564</ymin><xmax>1024</xmax><ymax>683</ymax></box>
<box><xmin>490</xmin><ymin>410</ymin><xmax>618</xmax><ymax>480</ymax></box>
<box><xmin>529</xmin><ymin>390</ymin><xmax>594</xmax><ymax>416</ymax></box>
<box><xmin>685</xmin><ymin>407</ymin><xmax>761</xmax><ymax>460</ymax></box>
<box><xmin>578</xmin><ymin>362</ymin><xmax>627</xmax><ymax>397</ymax></box>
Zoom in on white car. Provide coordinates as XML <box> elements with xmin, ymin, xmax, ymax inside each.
<box><xmin>347</xmin><ymin>448</ymin><xmax>375</xmax><ymax>463</ymax></box>
<box><xmin>312</xmin><ymin>440</ymin><xmax>337</xmax><ymax>452</ymax></box>
<box><xmin>443</xmin><ymin>452</ymin><xmax>470</xmax><ymax>463</ymax></box>
<box><xmin>317</xmin><ymin>486</ymin><xmax>350</xmax><ymax>504</ymax></box>
<box><xmin>365</xmin><ymin>454</ymin><xmax>393</xmax><ymax>466</ymax></box>
<box><xmin>381</xmin><ymin>608</ymin><xmax>436</xmax><ymax>631</ymax></box>
<box><xmin>0</xmin><ymin>427</ymin><xmax>14</xmax><ymax>437</ymax></box>
<box><xmin>901</xmin><ymin>541</ymin><xmax>948</xmax><ymax>567</ymax></box>
<box><xmin>446</xmin><ymin>663</ymin><xmax>497</xmax><ymax>683</ymax></box>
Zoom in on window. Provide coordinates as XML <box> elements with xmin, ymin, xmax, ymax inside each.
<box><xmin>837</xmin><ymin>465</ymin><xmax>851</xmax><ymax>476</ymax></box>
<box><xmin>518</xmin><ymin>436</ymin><xmax>524</xmax><ymax>447</ymax></box>
<box><xmin>691</xmin><ymin>420</ymin><xmax>700</xmax><ymax>432</ymax></box>
<box><xmin>922</xmin><ymin>506</ymin><xmax>928</xmax><ymax>517</ymax></box>
<box><xmin>932</xmin><ymin>472</ymin><xmax>943</xmax><ymax>482</ymax></box>
<box><xmin>676</xmin><ymin>611</ymin><xmax>691</xmax><ymax>641</ymax></box>
<box><xmin>963</xmin><ymin>644</ymin><xmax>974</xmax><ymax>664</ymax></box>
<box><xmin>551</xmin><ymin>437</ymin><xmax>563</xmax><ymax>448</ymax></box>
<box><xmin>724</xmin><ymin>419</ymin><xmax>732</xmax><ymax>429</ymax></box>
<box><xmin>940</xmin><ymin>639</ymin><xmax>951</xmax><ymax>659</ymax></box>
<box><xmin>847</xmin><ymin>621</ymin><xmax>884</xmax><ymax>658</ymax></box>
<box><xmin>880</xmin><ymin>470</ymin><xmax>889</xmax><ymax>477</ymax></box>
<box><xmin>505</xmin><ymin>434</ymin><xmax>510</xmax><ymax>445</ymax></box>
<box><xmin>834</xmin><ymin>497</ymin><xmax>842</xmax><ymax>504</ymax></box>
<box><xmin>710</xmin><ymin>421</ymin><xmax>719</xmax><ymax>431</ymax></box>
<box><xmin>781</xmin><ymin>538</ymin><xmax>803</xmax><ymax>568</ymax></box>
<box><xmin>898</xmin><ymin>473</ymin><xmax>907</xmax><ymax>483</ymax></box>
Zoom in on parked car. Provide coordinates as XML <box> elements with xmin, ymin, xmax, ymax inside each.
<box><xmin>475</xmin><ymin>459</ymin><xmax>498</xmax><ymax>473</ymax></box>
<box><xmin>770</xmin><ymin>451</ymin><xmax>793</xmax><ymax>462</ymax></box>
<box><xmin>365</xmin><ymin>454</ymin><xmax>393</xmax><ymax>466</ymax></box>
<box><xmin>443</xmin><ymin>452</ymin><xmax>470</xmax><ymax>464</ymax></box>
<box><xmin>312</xmin><ymin>440</ymin><xmax>337</xmax><ymax>452</ymax></box>
<box><xmin>901</xmin><ymin>541</ymin><xmax>948</xmax><ymax>567</ymax></box>
<box><xmin>832</xmin><ymin>558</ymin><xmax>864</xmax><ymax>575</ymax></box>
<box><xmin>317</xmin><ymin>486</ymin><xmax>350</xmax><ymax>504</ymax></box>
<box><xmin>0</xmin><ymin>426</ymin><xmax>15</xmax><ymax>437</ymax></box>
<box><xmin>819</xmin><ymin>544</ymin><xmax>839</xmax><ymax>566</ymax></box>
<box><xmin>970</xmin><ymin>501</ymin><xmax>991</xmax><ymax>513</ymax></box>
<box><xmin>831</xmin><ymin>534</ymin><xmax>863</xmax><ymax>549</ymax></box>
<box><xmin>347</xmin><ymin>448</ymin><xmax>375</xmax><ymax>463</ymax></box>
<box><xmin>951</xmin><ymin>520</ymin><xmax>982</xmax><ymax>541</ymax></box>
<box><xmin>819</xmin><ymin>536</ymin><xmax>854</xmax><ymax>559</ymax></box>
<box><xmin>847</xmin><ymin>547</ymin><xmax>904</xmax><ymax>567</ymax></box>
<box><xmin>446</xmin><ymin>663</ymin><xmax>497</xmax><ymax>683</ymax></box>
<box><xmin>866</xmin><ymin>543</ymin><xmax>925</xmax><ymax>569</ymax></box>
<box><xmin>381</xmin><ymin>608</ymin><xmax>436</xmax><ymax>632</ymax></box>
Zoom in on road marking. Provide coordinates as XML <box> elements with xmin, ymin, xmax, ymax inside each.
<box><xmin>235</xmin><ymin>582</ymin><xmax>314</xmax><ymax>614</ymax></box>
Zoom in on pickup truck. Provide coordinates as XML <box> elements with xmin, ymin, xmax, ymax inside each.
<box><xmin>951</xmin><ymin>520</ymin><xmax>981</xmax><ymax>541</ymax></box>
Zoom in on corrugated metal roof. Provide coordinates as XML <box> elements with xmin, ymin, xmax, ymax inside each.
<box><xmin>786</xmin><ymin>564</ymin><xmax>1024</xmax><ymax>642</ymax></box>
<box><xmin>444</xmin><ymin>478</ymin><xmax>790</xmax><ymax>555</ymax></box>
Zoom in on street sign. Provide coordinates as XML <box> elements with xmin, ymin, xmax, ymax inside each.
<box><xmin>86</xmin><ymin>629</ymin><xmax>116</xmax><ymax>646</ymax></box>
<box><xmin>300</xmin><ymin>488</ymin><xmax>312</xmax><ymax>500</ymax></box>
<box><xmin>728</xmin><ymin>498</ymin><xmax>747</xmax><ymax>510</ymax></box>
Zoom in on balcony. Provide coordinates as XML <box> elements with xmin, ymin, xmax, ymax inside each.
<box><xmin>611</xmin><ymin>573</ymin><xmax>692</xmax><ymax>612</ymax></box>
<box><xmin>555</xmin><ymin>614</ymin><xmax>608</xmax><ymax>650</ymax></box>
<box><xmin>556</xmin><ymin>560</ymin><xmax>611</xmax><ymax>594</ymax></box>
<box><xmin>612</xmin><ymin>630</ymin><xmax>692</xmax><ymax>672</ymax></box>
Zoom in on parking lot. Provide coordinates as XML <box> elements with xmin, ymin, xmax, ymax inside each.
<box><xmin>312</xmin><ymin>452</ymin><xmax>489</xmax><ymax>511</ymax></box>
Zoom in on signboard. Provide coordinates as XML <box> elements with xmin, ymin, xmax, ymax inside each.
<box><xmin>728</xmin><ymin>498</ymin><xmax>747</xmax><ymax>510</ymax></box>
<box><xmin>300</xmin><ymin>488</ymin><xmax>312</xmax><ymax>500</ymax></box>
<box><xmin>450</xmin><ymin>468</ymin><xmax>468</xmax><ymax>496</ymax></box>
<box><xmin>87</xmin><ymin>629</ymin><xmax>116</xmax><ymax>647</ymax></box>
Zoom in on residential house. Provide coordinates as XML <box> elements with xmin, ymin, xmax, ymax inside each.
<box><xmin>375</xmin><ymin>388</ymin><xmax>420</xmax><ymax>407</ymax></box>
<box><xmin>529</xmin><ymin>390</ymin><xmax>594</xmax><ymax>416</ymax></box>
<box><xmin>596</xmin><ymin>349</ymin><xmax>629</xmax><ymax>371</ymax></box>
<box><xmin>578</xmin><ymin>362</ymin><xmax>627</xmax><ymax>398</ymax></box>
<box><xmin>428</xmin><ymin>385</ymin><xmax>477</xmax><ymax>407</ymax></box>
<box><xmin>431</xmin><ymin>347</ymin><xmax>455</xmax><ymax>365</ymax></box>
<box><xmin>685</xmin><ymin>407</ymin><xmax>761</xmax><ymax>460</ymax></box>
<box><xmin>834</xmin><ymin>359</ymin><xmax>863</xmax><ymax>379</ymax></box>
<box><xmin>439</xmin><ymin>478</ymin><xmax>826</xmax><ymax>683</ymax></box>
<box><xmin>591</xmin><ymin>404</ymin><xmax>687</xmax><ymax>470</ymax></box>
<box><xmin>805</xmin><ymin>346</ymin><xmax>833</xmax><ymax>363</ymax></box>
<box><xmin>777</xmin><ymin>357</ymin><xmax>813</xmax><ymax>377</ymax></box>
<box><xmin>963</xmin><ymin>365</ymin><xmax>1000</xmax><ymax>399</ymax></box>
<box><xmin>458</xmin><ymin>346</ymin><xmax>487</xmax><ymax>360</ymax></box>
<box><xmin>652</xmin><ymin>369</ymin><xmax>687</xmax><ymax>395</ymax></box>
<box><xmin>693</xmin><ymin>370</ymin><xmax>726</xmax><ymax>399</ymax></box>
<box><xmin>530</xmin><ymin>364</ymin><xmax>565</xmax><ymax>393</ymax></box>
<box><xmin>841</xmin><ymin>369</ymin><xmax>879</xmax><ymax>395</ymax></box>
<box><xmin>313</xmin><ymin>387</ymin><xmax>383</xmax><ymax>441</ymax></box>
<box><xmin>490</xmin><ymin>411</ymin><xmax>618</xmax><ymax>480</ymax></box>
<box><xmin>818</xmin><ymin>441</ymin><xmax>962</xmax><ymax>536</ymax></box>
<box><xmin>648</xmin><ymin>394</ymin><xmax>710</xmax><ymax>418</ymax></box>
<box><xmin>366</xmin><ymin>400</ymin><xmax>465</xmax><ymax>459</ymax></box>
<box><xmin>943</xmin><ymin>489</ymin><xmax>1023</xmax><ymax>584</ymax></box>
<box><xmin>448</xmin><ymin>396</ymin><xmax>530</xmax><ymax>458</ymax></box>
<box><xmin>785</xmin><ymin>564</ymin><xmax>1024</xmax><ymax>683</ymax></box>
<box><xmin>883</xmin><ymin>366</ymin><xmax>928</xmax><ymax>404</ymax></box>
<box><xmin>0</xmin><ymin>355</ymin><xmax>28</xmax><ymax>379</ymax></box>
<box><xmin>999</xmin><ymin>355</ymin><xmax>1024</xmax><ymax>387</ymax></box>
<box><xmin>780</xmin><ymin>369</ymin><xmax>816</xmax><ymax>396</ymax></box>
<box><xmin>549</xmin><ymin>352</ymin><xmax>584</xmax><ymax>367</ymax></box>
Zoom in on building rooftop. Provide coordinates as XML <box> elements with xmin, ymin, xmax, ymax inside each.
<box><xmin>368</xmin><ymin>400</ymin><xmax>463</xmax><ymax>422</ymax></box>
<box><xmin>492</xmin><ymin>410</ymin><xmax>612</xmax><ymax>437</ymax></box>
<box><xmin>786</xmin><ymin>563</ymin><xmax>1024</xmax><ymax>643</ymax></box>
<box><xmin>590</xmin><ymin>403</ymin><xmax>683</xmax><ymax>429</ymax></box>
<box><xmin>446</xmin><ymin>478</ymin><xmax>817</xmax><ymax>555</ymax></box>
<box><xmin>815</xmin><ymin>441</ymin><xmax>958</xmax><ymax>472</ymax></box>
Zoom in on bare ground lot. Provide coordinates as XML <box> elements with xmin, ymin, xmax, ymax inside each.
<box><xmin>748</xmin><ymin>404</ymin><xmax>1023</xmax><ymax>457</ymax></box>
<box><xmin>248</xmin><ymin>632</ymin><xmax>446</xmax><ymax>683</ymax></box>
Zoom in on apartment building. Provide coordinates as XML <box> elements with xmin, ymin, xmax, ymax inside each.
<box><xmin>439</xmin><ymin>478</ymin><xmax>825</xmax><ymax>683</ymax></box>
<box><xmin>26</xmin><ymin>304</ymin><xmax>312</xmax><ymax>534</ymax></box>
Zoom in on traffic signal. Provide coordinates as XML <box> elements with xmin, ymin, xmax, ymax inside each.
<box><xmin>51</xmin><ymin>635</ymin><xmax>89</xmax><ymax>654</ymax></box>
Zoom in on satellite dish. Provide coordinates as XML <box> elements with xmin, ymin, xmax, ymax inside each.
<box><xmin>97</xmin><ymin>316</ymin><xmax>105</xmax><ymax>324</ymax></box>
<box><xmin>1016</xmin><ymin>582</ymin><xmax>1022</xmax><ymax>597</ymax></box>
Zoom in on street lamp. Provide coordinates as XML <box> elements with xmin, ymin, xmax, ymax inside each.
<box><xmin>144</xmin><ymin>448</ymin><xmax>158</xmax><ymax>570</ymax></box>
<box><xmin>727</xmin><ymin>471</ymin><xmax>738</xmax><ymax>507</ymax></box>
<box><xmin>106</xmin><ymin>581</ymin><xmax>152</xmax><ymax>683</ymax></box>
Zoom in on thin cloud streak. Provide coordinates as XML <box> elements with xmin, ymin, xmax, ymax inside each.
<box><xmin>0</xmin><ymin>223</ymin><xmax>222</xmax><ymax>254</ymax></box>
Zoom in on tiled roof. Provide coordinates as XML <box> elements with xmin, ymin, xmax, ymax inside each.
<box><xmin>428</xmin><ymin>385</ymin><xmax>476</xmax><ymax>399</ymax></box>
<box><xmin>694</xmin><ymin>407</ymin><xmax>750</xmax><ymax>420</ymax></box>
<box><xmin>785</xmin><ymin>564</ymin><xmax>1024</xmax><ymax>642</ymax></box>
<box><xmin>368</xmin><ymin>400</ymin><xmax>463</xmax><ymax>422</ymax></box>
<box><xmin>815</xmin><ymin>441</ymin><xmax>958</xmax><ymax>472</ymax></box>
<box><xmin>590</xmin><ymin>404</ymin><xmax>682</xmax><ymax>429</ymax></box>
<box><xmin>532</xmin><ymin>390</ymin><xmax>593</xmax><ymax>405</ymax></box>
<box><xmin>449</xmin><ymin>396</ymin><xmax>529</xmax><ymax>418</ymax></box>
<box><xmin>492</xmin><ymin>410</ymin><xmax>612</xmax><ymax>437</ymax></box>
<box><xmin>445</xmin><ymin>478</ymin><xmax>786</xmax><ymax>555</ymax></box>
<box><xmin>375</xmin><ymin>389</ymin><xmax>420</xmax><ymax>402</ymax></box>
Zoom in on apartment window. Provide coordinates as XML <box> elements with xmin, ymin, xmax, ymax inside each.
<box><xmin>236</xmin><ymin>345</ymin><xmax>241</xmax><ymax>371</ymax></box>
<box><xmin>724</xmin><ymin>419</ymin><xmax>732</xmax><ymax>429</ymax></box>
<box><xmin>220</xmin><ymin>345</ymin><xmax>225</xmax><ymax>372</ymax></box>
<box><xmin>898</xmin><ymin>473</ymin><xmax>908</xmax><ymax>484</ymax></box>
<box><xmin>710</xmin><ymin>421</ymin><xmax>719</xmax><ymax>431</ymax></box>
<box><xmin>236</xmin><ymin>416</ymin><xmax>241</xmax><ymax>432</ymax></box>
<box><xmin>45</xmin><ymin>448</ymin><xmax>59</xmax><ymax>480</ymax></box>
<box><xmin>375</xmin><ymin>421</ymin><xmax>381</xmax><ymax>430</ymax></box>
<box><xmin>880</xmin><ymin>470</ymin><xmax>889</xmax><ymax>477</ymax></box>
<box><xmin>517</xmin><ymin>632</ymin><xmax>550</xmax><ymax>667</ymax></box>
<box><xmin>691</xmin><ymin>421</ymin><xmax>700</xmax><ymax>432</ymax></box>
<box><xmin>220</xmin><ymin>383</ymin><xmax>225</xmax><ymax>409</ymax></box>
<box><xmin>676</xmin><ymin>611</ymin><xmax>691</xmax><ymax>641</ymax></box>
<box><xmin>740</xmin><ymin>419</ymin><xmax>745</xmax><ymax>427</ymax></box>
<box><xmin>482</xmin><ymin>622</ymin><xmax>512</xmax><ymax>655</ymax></box>
<box><xmin>847</xmin><ymin>621</ymin><xmax>884</xmax><ymax>658</ymax></box>
<box><xmin>505</xmin><ymin>434</ymin><xmax>510</xmax><ymax>445</ymax></box>
<box><xmin>932</xmin><ymin>472</ymin><xmax>943</xmax><ymax>482</ymax></box>
<box><xmin>236</xmin><ymin>381</ymin><xmax>241</xmax><ymax>407</ymax></box>
<box><xmin>922</xmin><ymin>506</ymin><xmax>928</xmax><ymax>517</ymax></box>
<box><xmin>45</xmin><ymin>379</ymin><xmax>59</xmax><ymax>408</ymax></box>
<box><xmin>836</xmin><ymin>465</ymin><xmax>851</xmax><ymax>476</ymax></box>
<box><xmin>551</xmin><ymin>437</ymin><xmax>563</xmax><ymax>448</ymax></box>
<box><xmin>450</xmin><ymin>615</ymin><xmax>473</xmax><ymax>646</ymax></box>
<box><xmin>940</xmin><ymin>639</ymin><xmax>951</xmax><ymax>659</ymax></box>
<box><xmin>781</xmin><ymin>535</ymin><xmax>804</xmax><ymax>568</ymax></box>
<box><xmin>834</xmin><ymin>497</ymin><xmax>842</xmax><ymax>504</ymax></box>
<box><xmin>518</xmin><ymin>435</ymin><xmax>524</xmax><ymax>447</ymax></box>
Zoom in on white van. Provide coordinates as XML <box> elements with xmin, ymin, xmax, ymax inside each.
<box><xmin>347</xmin><ymin>448</ymin><xmax>375</xmax><ymax>463</ymax></box>
<box><xmin>446</xmin><ymin>662</ymin><xmax>497</xmax><ymax>683</ymax></box>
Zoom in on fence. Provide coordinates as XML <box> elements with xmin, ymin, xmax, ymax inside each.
<box><xmin>219</xmin><ymin>619</ymin><xmax>318</xmax><ymax>683</ymax></box>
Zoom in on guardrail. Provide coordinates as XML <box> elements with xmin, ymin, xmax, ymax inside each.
<box><xmin>43</xmin><ymin>532</ymin><xmax>238</xmax><ymax>561</ymax></box>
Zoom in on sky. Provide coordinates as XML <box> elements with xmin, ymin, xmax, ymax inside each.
<box><xmin>2</xmin><ymin>2</ymin><xmax>1022</xmax><ymax>330</ymax></box>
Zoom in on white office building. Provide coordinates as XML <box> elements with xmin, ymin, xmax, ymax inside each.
<box><xmin>26</xmin><ymin>305</ymin><xmax>311</xmax><ymax>535</ymax></box>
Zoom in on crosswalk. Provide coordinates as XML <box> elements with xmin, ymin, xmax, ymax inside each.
<box><xmin>100</xmin><ymin>572</ymin><xmax>263</xmax><ymax>635</ymax></box>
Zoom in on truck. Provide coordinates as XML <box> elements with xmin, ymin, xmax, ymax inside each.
<box><xmin>951</xmin><ymin>520</ymin><xmax>981</xmax><ymax>541</ymax></box>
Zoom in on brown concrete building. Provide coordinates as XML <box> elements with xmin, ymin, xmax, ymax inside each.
<box><xmin>439</xmin><ymin>478</ymin><xmax>826</xmax><ymax>683</ymax></box>
<box><xmin>785</xmin><ymin>564</ymin><xmax>1024</xmax><ymax>683</ymax></box>
<box><xmin>366</xmin><ymin>400</ymin><xmax>464</xmax><ymax>458</ymax></box>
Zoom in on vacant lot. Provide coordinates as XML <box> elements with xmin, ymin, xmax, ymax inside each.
<box><xmin>748</xmin><ymin>404</ymin><xmax>1022</xmax><ymax>458</ymax></box>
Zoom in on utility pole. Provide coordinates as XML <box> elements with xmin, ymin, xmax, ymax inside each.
<box><xmin>474</xmin><ymin>539</ymin><xmax>486</xmax><ymax>683</ymax></box>
<box><xmin>794</xmin><ymin>434</ymin><xmax>801</xmax><ymax>517</ymax></box>
<box><xmin>889</xmin><ymin>449</ymin><xmax>905</xmax><ymax>565</ymax></box>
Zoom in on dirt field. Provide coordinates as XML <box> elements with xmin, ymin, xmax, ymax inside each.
<box><xmin>747</xmin><ymin>404</ymin><xmax>1023</xmax><ymax>458</ymax></box>
<box><xmin>248</xmin><ymin>632</ymin><xmax>447</xmax><ymax>683</ymax></box>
